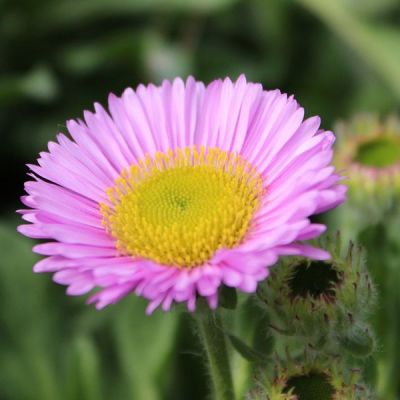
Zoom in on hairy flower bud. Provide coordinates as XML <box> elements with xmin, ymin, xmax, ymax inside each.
<box><xmin>247</xmin><ymin>357</ymin><xmax>373</xmax><ymax>400</ymax></box>
<box><xmin>257</xmin><ymin>233</ymin><xmax>376</xmax><ymax>354</ymax></box>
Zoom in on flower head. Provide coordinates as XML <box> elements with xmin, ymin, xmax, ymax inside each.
<box><xmin>330</xmin><ymin>113</ymin><xmax>400</xmax><ymax>236</ymax></box>
<box><xmin>335</xmin><ymin>114</ymin><xmax>400</xmax><ymax>213</ymax></box>
<box><xmin>335</xmin><ymin>114</ymin><xmax>400</xmax><ymax>188</ymax></box>
<box><xmin>18</xmin><ymin>75</ymin><xmax>345</xmax><ymax>313</ymax></box>
<box><xmin>257</xmin><ymin>235</ymin><xmax>376</xmax><ymax>354</ymax></box>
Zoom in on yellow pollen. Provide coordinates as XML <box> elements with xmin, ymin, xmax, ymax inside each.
<box><xmin>100</xmin><ymin>146</ymin><xmax>264</xmax><ymax>268</ymax></box>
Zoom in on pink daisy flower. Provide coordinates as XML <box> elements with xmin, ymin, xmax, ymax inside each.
<box><xmin>18</xmin><ymin>75</ymin><xmax>346</xmax><ymax>314</ymax></box>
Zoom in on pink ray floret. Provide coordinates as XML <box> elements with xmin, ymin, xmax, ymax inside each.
<box><xmin>18</xmin><ymin>75</ymin><xmax>346</xmax><ymax>314</ymax></box>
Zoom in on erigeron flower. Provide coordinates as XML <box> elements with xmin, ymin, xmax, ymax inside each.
<box><xmin>334</xmin><ymin>114</ymin><xmax>400</xmax><ymax>225</ymax></box>
<box><xmin>335</xmin><ymin>113</ymin><xmax>400</xmax><ymax>193</ymax></box>
<box><xmin>18</xmin><ymin>75</ymin><xmax>345</xmax><ymax>313</ymax></box>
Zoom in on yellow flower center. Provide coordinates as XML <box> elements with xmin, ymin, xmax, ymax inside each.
<box><xmin>100</xmin><ymin>146</ymin><xmax>263</xmax><ymax>268</ymax></box>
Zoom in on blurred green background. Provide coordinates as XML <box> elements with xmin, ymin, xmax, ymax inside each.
<box><xmin>1</xmin><ymin>0</ymin><xmax>400</xmax><ymax>399</ymax></box>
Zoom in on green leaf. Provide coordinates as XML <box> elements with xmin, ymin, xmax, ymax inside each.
<box><xmin>65</xmin><ymin>335</ymin><xmax>103</xmax><ymax>400</ymax></box>
<box><xmin>0</xmin><ymin>222</ymin><xmax>44</xmax><ymax>337</ymax></box>
<box><xmin>226</xmin><ymin>333</ymin><xmax>267</xmax><ymax>364</ymax></box>
<box><xmin>0</xmin><ymin>223</ymin><xmax>62</xmax><ymax>400</ymax></box>
<box><xmin>112</xmin><ymin>298</ymin><xmax>179</xmax><ymax>400</ymax></box>
<box><xmin>44</xmin><ymin>0</ymin><xmax>239</xmax><ymax>28</ymax></box>
<box><xmin>341</xmin><ymin>0</ymin><xmax>398</xmax><ymax>16</ymax></box>
<box><xmin>296</xmin><ymin>0</ymin><xmax>400</xmax><ymax>100</ymax></box>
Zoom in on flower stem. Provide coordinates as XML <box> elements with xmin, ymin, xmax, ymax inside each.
<box><xmin>193</xmin><ymin>305</ymin><xmax>235</xmax><ymax>400</ymax></box>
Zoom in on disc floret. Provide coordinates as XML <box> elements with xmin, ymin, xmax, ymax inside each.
<box><xmin>101</xmin><ymin>146</ymin><xmax>264</xmax><ymax>268</ymax></box>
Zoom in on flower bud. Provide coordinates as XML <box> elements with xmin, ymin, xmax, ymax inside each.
<box><xmin>247</xmin><ymin>357</ymin><xmax>373</xmax><ymax>400</ymax></box>
<box><xmin>331</xmin><ymin>113</ymin><xmax>400</xmax><ymax>237</ymax></box>
<box><xmin>257</xmin><ymin>233</ymin><xmax>376</xmax><ymax>353</ymax></box>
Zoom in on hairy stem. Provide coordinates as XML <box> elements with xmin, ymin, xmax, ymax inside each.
<box><xmin>193</xmin><ymin>305</ymin><xmax>235</xmax><ymax>400</ymax></box>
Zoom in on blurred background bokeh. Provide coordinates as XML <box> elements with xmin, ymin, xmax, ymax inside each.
<box><xmin>1</xmin><ymin>0</ymin><xmax>400</xmax><ymax>399</ymax></box>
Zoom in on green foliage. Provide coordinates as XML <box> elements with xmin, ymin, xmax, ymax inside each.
<box><xmin>1</xmin><ymin>0</ymin><xmax>400</xmax><ymax>398</ymax></box>
<box><xmin>296</xmin><ymin>0</ymin><xmax>400</xmax><ymax>100</ymax></box>
<box><xmin>337</xmin><ymin>324</ymin><xmax>375</xmax><ymax>358</ymax></box>
<box><xmin>226</xmin><ymin>333</ymin><xmax>268</xmax><ymax>364</ymax></box>
<box><xmin>0</xmin><ymin>223</ymin><xmax>179</xmax><ymax>400</ymax></box>
<box><xmin>112</xmin><ymin>297</ymin><xmax>178</xmax><ymax>400</ymax></box>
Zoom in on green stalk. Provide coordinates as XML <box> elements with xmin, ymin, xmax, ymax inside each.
<box><xmin>193</xmin><ymin>305</ymin><xmax>235</xmax><ymax>400</ymax></box>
